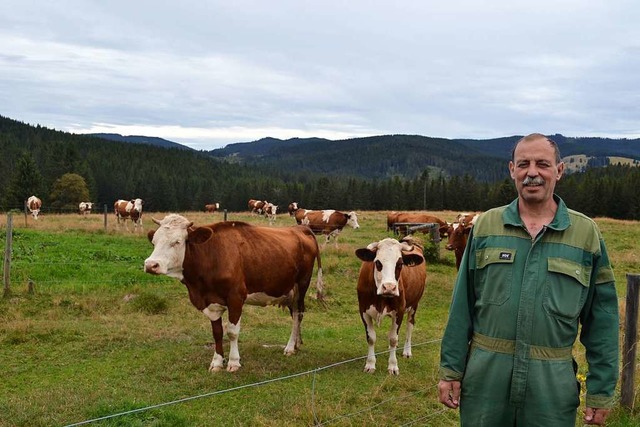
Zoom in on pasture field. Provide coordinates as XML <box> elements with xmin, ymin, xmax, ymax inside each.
<box><xmin>1</xmin><ymin>210</ymin><xmax>639</xmax><ymax>426</ymax></box>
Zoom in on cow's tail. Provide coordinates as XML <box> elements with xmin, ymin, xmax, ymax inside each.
<box><xmin>314</xmin><ymin>249</ymin><xmax>326</xmax><ymax>304</ymax></box>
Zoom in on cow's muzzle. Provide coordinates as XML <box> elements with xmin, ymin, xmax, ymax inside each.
<box><xmin>144</xmin><ymin>260</ymin><xmax>161</xmax><ymax>275</ymax></box>
<box><xmin>378</xmin><ymin>282</ymin><xmax>399</xmax><ymax>297</ymax></box>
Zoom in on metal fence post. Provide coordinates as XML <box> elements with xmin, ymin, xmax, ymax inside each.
<box><xmin>621</xmin><ymin>273</ymin><xmax>640</xmax><ymax>409</ymax></box>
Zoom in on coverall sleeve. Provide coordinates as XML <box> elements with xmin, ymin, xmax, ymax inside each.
<box><xmin>579</xmin><ymin>238</ymin><xmax>619</xmax><ymax>409</ymax></box>
<box><xmin>439</xmin><ymin>228</ymin><xmax>476</xmax><ymax>381</ymax></box>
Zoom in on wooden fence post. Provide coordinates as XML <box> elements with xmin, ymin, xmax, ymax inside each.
<box><xmin>104</xmin><ymin>204</ymin><xmax>108</xmax><ymax>231</ymax></box>
<box><xmin>621</xmin><ymin>273</ymin><xmax>640</xmax><ymax>409</ymax></box>
<box><xmin>224</xmin><ymin>209</ymin><xmax>228</xmax><ymax>222</ymax></box>
<box><xmin>3</xmin><ymin>213</ymin><xmax>13</xmax><ymax>298</ymax></box>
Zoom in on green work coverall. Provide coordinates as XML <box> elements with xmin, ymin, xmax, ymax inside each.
<box><xmin>439</xmin><ymin>195</ymin><xmax>618</xmax><ymax>426</ymax></box>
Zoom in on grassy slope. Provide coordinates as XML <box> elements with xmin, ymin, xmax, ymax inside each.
<box><xmin>0</xmin><ymin>211</ymin><xmax>638</xmax><ymax>426</ymax></box>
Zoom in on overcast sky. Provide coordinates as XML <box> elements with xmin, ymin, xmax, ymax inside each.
<box><xmin>2</xmin><ymin>1</ymin><xmax>639</xmax><ymax>150</ymax></box>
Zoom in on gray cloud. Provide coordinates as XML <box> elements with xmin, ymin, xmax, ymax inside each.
<box><xmin>1</xmin><ymin>0</ymin><xmax>639</xmax><ymax>150</ymax></box>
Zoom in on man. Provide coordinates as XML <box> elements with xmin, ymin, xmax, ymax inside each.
<box><xmin>438</xmin><ymin>133</ymin><xmax>619</xmax><ymax>426</ymax></box>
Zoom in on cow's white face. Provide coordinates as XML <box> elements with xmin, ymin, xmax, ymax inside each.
<box><xmin>356</xmin><ymin>238</ymin><xmax>420</xmax><ymax>297</ymax></box>
<box><xmin>132</xmin><ymin>198</ymin><xmax>143</xmax><ymax>212</ymax></box>
<box><xmin>347</xmin><ymin>212</ymin><xmax>360</xmax><ymax>229</ymax></box>
<box><xmin>144</xmin><ymin>214</ymin><xmax>192</xmax><ymax>280</ymax></box>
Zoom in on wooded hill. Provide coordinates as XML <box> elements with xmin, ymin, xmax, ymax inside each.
<box><xmin>2</xmin><ymin>115</ymin><xmax>640</xmax><ymax>219</ymax></box>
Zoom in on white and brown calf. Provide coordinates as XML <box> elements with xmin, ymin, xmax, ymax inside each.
<box><xmin>355</xmin><ymin>237</ymin><xmax>426</xmax><ymax>375</ymax></box>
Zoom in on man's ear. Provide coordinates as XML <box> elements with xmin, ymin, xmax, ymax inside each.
<box><xmin>508</xmin><ymin>161</ymin><xmax>516</xmax><ymax>180</ymax></box>
<box><xmin>556</xmin><ymin>161</ymin><xmax>565</xmax><ymax>181</ymax></box>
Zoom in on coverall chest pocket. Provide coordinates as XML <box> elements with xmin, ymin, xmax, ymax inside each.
<box><xmin>543</xmin><ymin>257</ymin><xmax>590</xmax><ymax>320</ymax></box>
<box><xmin>474</xmin><ymin>248</ymin><xmax>515</xmax><ymax>305</ymax></box>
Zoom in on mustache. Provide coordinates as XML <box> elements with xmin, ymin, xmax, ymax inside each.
<box><xmin>522</xmin><ymin>176</ymin><xmax>545</xmax><ymax>186</ymax></box>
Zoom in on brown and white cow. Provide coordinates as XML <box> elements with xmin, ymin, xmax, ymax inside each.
<box><xmin>27</xmin><ymin>195</ymin><xmax>42</xmax><ymax>220</ymax></box>
<box><xmin>204</xmin><ymin>203</ymin><xmax>220</xmax><ymax>213</ymax></box>
<box><xmin>355</xmin><ymin>237</ymin><xmax>426</xmax><ymax>375</ymax></box>
<box><xmin>445</xmin><ymin>213</ymin><xmax>479</xmax><ymax>270</ymax></box>
<box><xmin>114</xmin><ymin>198</ymin><xmax>144</xmax><ymax>231</ymax></box>
<box><xmin>248</xmin><ymin>199</ymin><xmax>267</xmax><ymax>215</ymax></box>
<box><xmin>263</xmin><ymin>202</ymin><xmax>278</xmax><ymax>225</ymax></box>
<box><xmin>387</xmin><ymin>212</ymin><xmax>449</xmax><ymax>239</ymax></box>
<box><xmin>302</xmin><ymin>209</ymin><xmax>360</xmax><ymax>247</ymax></box>
<box><xmin>144</xmin><ymin>214</ymin><xmax>325</xmax><ymax>372</ymax></box>
<box><xmin>288</xmin><ymin>202</ymin><xmax>299</xmax><ymax>216</ymax></box>
<box><xmin>79</xmin><ymin>202</ymin><xmax>93</xmax><ymax>216</ymax></box>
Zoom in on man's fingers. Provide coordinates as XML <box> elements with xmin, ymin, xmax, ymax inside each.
<box><xmin>438</xmin><ymin>380</ymin><xmax>461</xmax><ymax>409</ymax></box>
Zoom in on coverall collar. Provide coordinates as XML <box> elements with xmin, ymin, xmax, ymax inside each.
<box><xmin>502</xmin><ymin>194</ymin><xmax>571</xmax><ymax>232</ymax></box>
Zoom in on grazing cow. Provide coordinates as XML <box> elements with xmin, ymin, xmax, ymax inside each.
<box><xmin>445</xmin><ymin>213</ymin><xmax>479</xmax><ymax>270</ymax></box>
<box><xmin>248</xmin><ymin>199</ymin><xmax>267</xmax><ymax>215</ymax></box>
<box><xmin>355</xmin><ymin>237</ymin><xmax>426</xmax><ymax>375</ymax></box>
<box><xmin>144</xmin><ymin>214</ymin><xmax>325</xmax><ymax>372</ymax></box>
<box><xmin>288</xmin><ymin>202</ymin><xmax>299</xmax><ymax>216</ymax></box>
<box><xmin>78</xmin><ymin>202</ymin><xmax>93</xmax><ymax>216</ymax></box>
<box><xmin>263</xmin><ymin>202</ymin><xmax>278</xmax><ymax>225</ymax></box>
<box><xmin>27</xmin><ymin>195</ymin><xmax>42</xmax><ymax>220</ymax></box>
<box><xmin>302</xmin><ymin>209</ymin><xmax>360</xmax><ymax>247</ymax></box>
<box><xmin>388</xmin><ymin>212</ymin><xmax>449</xmax><ymax>239</ymax></box>
<box><xmin>204</xmin><ymin>203</ymin><xmax>220</xmax><ymax>213</ymax></box>
<box><xmin>114</xmin><ymin>198</ymin><xmax>144</xmax><ymax>231</ymax></box>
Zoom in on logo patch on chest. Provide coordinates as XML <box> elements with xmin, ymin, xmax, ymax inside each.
<box><xmin>499</xmin><ymin>252</ymin><xmax>512</xmax><ymax>260</ymax></box>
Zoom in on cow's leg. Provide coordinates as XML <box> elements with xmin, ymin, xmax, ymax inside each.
<box><xmin>403</xmin><ymin>309</ymin><xmax>416</xmax><ymax>358</ymax></box>
<box><xmin>226</xmin><ymin>319</ymin><xmax>241</xmax><ymax>372</ymax></box>
<box><xmin>203</xmin><ymin>305</ymin><xmax>226</xmax><ymax>372</ymax></box>
<box><xmin>285</xmin><ymin>310</ymin><xmax>303</xmax><ymax>355</ymax></box>
<box><xmin>362</xmin><ymin>310</ymin><xmax>377</xmax><ymax>373</ymax></box>
<box><xmin>387</xmin><ymin>313</ymin><xmax>400</xmax><ymax>375</ymax></box>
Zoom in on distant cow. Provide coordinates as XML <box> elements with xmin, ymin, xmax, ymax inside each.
<box><xmin>445</xmin><ymin>213</ymin><xmax>479</xmax><ymax>270</ymax></box>
<box><xmin>263</xmin><ymin>202</ymin><xmax>278</xmax><ymax>225</ymax></box>
<box><xmin>114</xmin><ymin>198</ymin><xmax>144</xmax><ymax>231</ymax></box>
<box><xmin>248</xmin><ymin>199</ymin><xmax>267</xmax><ymax>215</ymax></box>
<box><xmin>288</xmin><ymin>202</ymin><xmax>299</xmax><ymax>216</ymax></box>
<box><xmin>205</xmin><ymin>203</ymin><xmax>220</xmax><ymax>213</ymax></box>
<box><xmin>387</xmin><ymin>212</ymin><xmax>449</xmax><ymax>239</ymax></box>
<box><xmin>302</xmin><ymin>209</ymin><xmax>360</xmax><ymax>247</ymax></box>
<box><xmin>79</xmin><ymin>202</ymin><xmax>93</xmax><ymax>216</ymax></box>
<box><xmin>27</xmin><ymin>195</ymin><xmax>42</xmax><ymax>220</ymax></box>
<box><xmin>355</xmin><ymin>237</ymin><xmax>426</xmax><ymax>375</ymax></box>
<box><xmin>144</xmin><ymin>214</ymin><xmax>325</xmax><ymax>372</ymax></box>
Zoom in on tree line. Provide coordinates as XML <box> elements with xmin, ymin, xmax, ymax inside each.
<box><xmin>2</xmin><ymin>115</ymin><xmax>640</xmax><ymax>219</ymax></box>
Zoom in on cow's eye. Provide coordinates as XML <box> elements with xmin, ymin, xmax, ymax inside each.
<box><xmin>375</xmin><ymin>260</ymin><xmax>383</xmax><ymax>271</ymax></box>
<box><xmin>395</xmin><ymin>261</ymin><xmax>403</xmax><ymax>277</ymax></box>
<box><xmin>171</xmin><ymin>240</ymin><xmax>181</xmax><ymax>247</ymax></box>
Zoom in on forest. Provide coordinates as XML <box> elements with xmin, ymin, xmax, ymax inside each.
<box><xmin>2</xmin><ymin>115</ymin><xmax>640</xmax><ymax>219</ymax></box>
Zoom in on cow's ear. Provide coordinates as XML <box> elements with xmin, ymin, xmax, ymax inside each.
<box><xmin>464</xmin><ymin>226</ymin><xmax>473</xmax><ymax>235</ymax></box>
<box><xmin>355</xmin><ymin>248</ymin><xmax>375</xmax><ymax>262</ymax></box>
<box><xmin>147</xmin><ymin>230</ymin><xmax>155</xmax><ymax>243</ymax></box>
<box><xmin>187</xmin><ymin>227</ymin><xmax>213</xmax><ymax>245</ymax></box>
<box><xmin>402</xmin><ymin>253</ymin><xmax>424</xmax><ymax>267</ymax></box>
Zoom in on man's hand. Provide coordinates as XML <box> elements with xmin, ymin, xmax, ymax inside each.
<box><xmin>438</xmin><ymin>380</ymin><xmax>461</xmax><ymax>409</ymax></box>
<box><xmin>584</xmin><ymin>407</ymin><xmax>611</xmax><ymax>425</ymax></box>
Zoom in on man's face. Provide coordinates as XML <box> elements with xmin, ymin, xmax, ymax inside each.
<box><xmin>509</xmin><ymin>137</ymin><xmax>564</xmax><ymax>205</ymax></box>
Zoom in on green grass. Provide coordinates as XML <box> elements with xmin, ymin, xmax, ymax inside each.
<box><xmin>1</xmin><ymin>211</ymin><xmax>639</xmax><ymax>426</ymax></box>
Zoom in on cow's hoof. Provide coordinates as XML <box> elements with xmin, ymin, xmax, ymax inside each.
<box><xmin>208</xmin><ymin>365</ymin><xmax>223</xmax><ymax>373</ymax></box>
<box><xmin>388</xmin><ymin>368</ymin><xmax>399</xmax><ymax>375</ymax></box>
<box><xmin>227</xmin><ymin>364</ymin><xmax>241</xmax><ymax>373</ymax></box>
<box><xmin>402</xmin><ymin>352</ymin><xmax>412</xmax><ymax>358</ymax></box>
<box><xmin>364</xmin><ymin>367</ymin><xmax>376</xmax><ymax>374</ymax></box>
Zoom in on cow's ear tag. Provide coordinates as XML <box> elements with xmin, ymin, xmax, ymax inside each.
<box><xmin>188</xmin><ymin>227</ymin><xmax>213</xmax><ymax>244</ymax></box>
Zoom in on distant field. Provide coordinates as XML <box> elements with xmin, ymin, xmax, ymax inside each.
<box><xmin>1</xmin><ymin>210</ymin><xmax>639</xmax><ymax>427</ymax></box>
<box><xmin>563</xmin><ymin>154</ymin><xmax>639</xmax><ymax>173</ymax></box>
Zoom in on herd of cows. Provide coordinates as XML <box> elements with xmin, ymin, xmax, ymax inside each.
<box><xmin>24</xmin><ymin>194</ymin><xmax>478</xmax><ymax>374</ymax></box>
